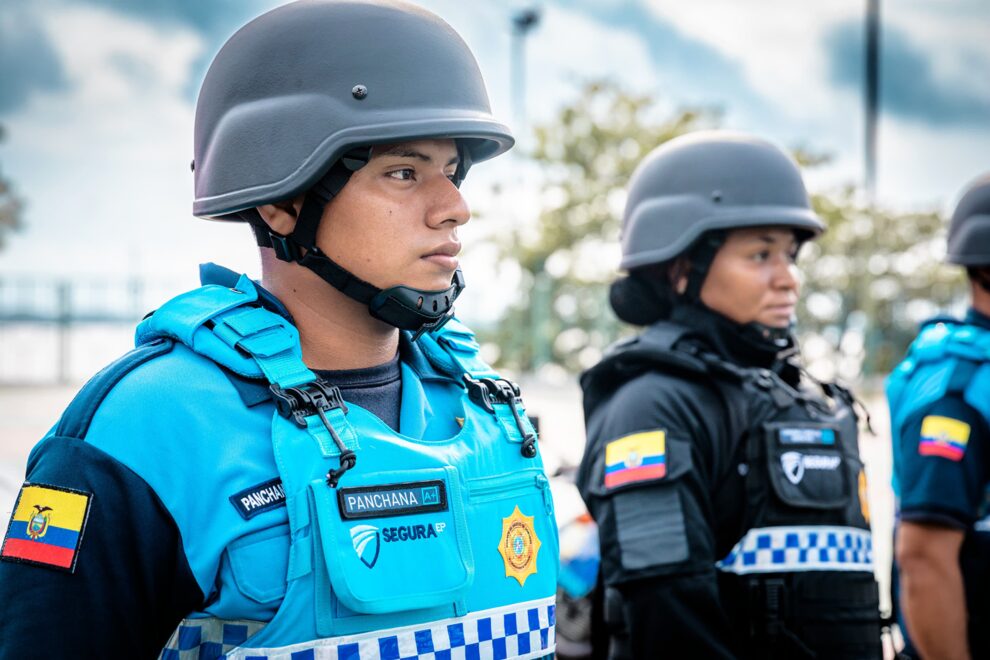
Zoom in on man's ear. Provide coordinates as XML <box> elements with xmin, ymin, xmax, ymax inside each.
<box><xmin>256</xmin><ymin>195</ymin><xmax>305</xmax><ymax>236</ymax></box>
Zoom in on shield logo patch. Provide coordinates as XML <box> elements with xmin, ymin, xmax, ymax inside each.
<box><xmin>781</xmin><ymin>452</ymin><xmax>805</xmax><ymax>485</ymax></box>
<box><xmin>350</xmin><ymin>524</ymin><xmax>381</xmax><ymax>569</ymax></box>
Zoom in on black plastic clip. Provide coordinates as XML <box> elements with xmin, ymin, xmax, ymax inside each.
<box><xmin>463</xmin><ymin>375</ymin><xmax>538</xmax><ymax>458</ymax></box>
<box><xmin>268</xmin><ymin>231</ymin><xmax>302</xmax><ymax>263</ymax></box>
<box><xmin>270</xmin><ymin>380</ymin><xmax>356</xmax><ymax>487</ymax></box>
<box><xmin>410</xmin><ymin>307</ymin><xmax>455</xmax><ymax>343</ymax></box>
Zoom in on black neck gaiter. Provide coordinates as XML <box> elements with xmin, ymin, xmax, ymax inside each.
<box><xmin>669</xmin><ymin>303</ymin><xmax>789</xmax><ymax>371</ymax></box>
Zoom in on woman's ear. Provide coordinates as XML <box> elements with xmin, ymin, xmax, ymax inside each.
<box><xmin>255</xmin><ymin>194</ymin><xmax>305</xmax><ymax>236</ymax></box>
<box><xmin>668</xmin><ymin>257</ymin><xmax>691</xmax><ymax>295</ymax></box>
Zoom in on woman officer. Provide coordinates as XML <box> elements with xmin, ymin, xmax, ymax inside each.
<box><xmin>577</xmin><ymin>131</ymin><xmax>880</xmax><ymax>658</ymax></box>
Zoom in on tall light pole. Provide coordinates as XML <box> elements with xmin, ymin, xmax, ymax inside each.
<box><xmin>510</xmin><ymin>7</ymin><xmax>549</xmax><ymax>371</ymax></box>
<box><xmin>865</xmin><ymin>0</ymin><xmax>880</xmax><ymax>202</ymax></box>
<box><xmin>511</xmin><ymin>8</ymin><xmax>541</xmax><ymax>146</ymax></box>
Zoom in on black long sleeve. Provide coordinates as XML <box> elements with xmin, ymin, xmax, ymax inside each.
<box><xmin>577</xmin><ymin>369</ymin><xmax>742</xmax><ymax>658</ymax></box>
<box><xmin>0</xmin><ymin>436</ymin><xmax>203</xmax><ymax>659</ymax></box>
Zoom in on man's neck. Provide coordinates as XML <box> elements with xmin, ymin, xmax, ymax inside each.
<box><xmin>261</xmin><ymin>260</ymin><xmax>399</xmax><ymax>371</ymax></box>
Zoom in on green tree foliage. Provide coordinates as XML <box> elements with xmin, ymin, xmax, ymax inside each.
<box><xmin>484</xmin><ymin>81</ymin><xmax>960</xmax><ymax>380</ymax></box>
<box><xmin>0</xmin><ymin>124</ymin><xmax>25</xmax><ymax>250</ymax></box>
<box><xmin>798</xmin><ymin>190</ymin><xmax>960</xmax><ymax>381</ymax></box>
<box><xmin>486</xmin><ymin>81</ymin><xmax>718</xmax><ymax>372</ymax></box>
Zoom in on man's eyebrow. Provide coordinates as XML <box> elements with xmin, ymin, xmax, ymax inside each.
<box><xmin>373</xmin><ymin>146</ymin><xmax>460</xmax><ymax>166</ymax></box>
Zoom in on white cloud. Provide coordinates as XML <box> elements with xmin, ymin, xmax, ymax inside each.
<box><xmin>887</xmin><ymin>4</ymin><xmax>990</xmax><ymax>100</ymax></box>
<box><xmin>1</xmin><ymin>2</ymin><xmax>261</xmax><ymax>281</ymax></box>
<box><xmin>525</xmin><ymin>4</ymin><xmax>659</xmax><ymax>125</ymax></box>
<box><xmin>878</xmin><ymin>118</ymin><xmax>990</xmax><ymax>214</ymax></box>
<box><xmin>644</xmin><ymin>0</ymin><xmax>861</xmax><ymax>114</ymax></box>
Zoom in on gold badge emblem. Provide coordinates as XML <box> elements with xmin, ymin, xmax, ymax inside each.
<box><xmin>498</xmin><ymin>505</ymin><xmax>541</xmax><ymax>586</ymax></box>
<box><xmin>858</xmin><ymin>469</ymin><xmax>871</xmax><ymax>524</ymax></box>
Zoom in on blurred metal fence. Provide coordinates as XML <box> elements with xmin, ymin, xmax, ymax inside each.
<box><xmin>0</xmin><ymin>276</ymin><xmax>186</xmax><ymax>384</ymax></box>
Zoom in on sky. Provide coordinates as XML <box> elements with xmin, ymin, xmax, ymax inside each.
<box><xmin>0</xmin><ymin>0</ymin><xmax>988</xmax><ymax>323</ymax></box>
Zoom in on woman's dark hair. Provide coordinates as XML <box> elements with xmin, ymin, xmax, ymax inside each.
<box><xmin>968</xmin><ymin>266</ymin><xmax>990</xmax><ymax>292</ymax></box>
<box><xmin>609</xmin><ymin>263</ymin><xmax>677</xmax><ymax>325</ymax></box>
<box><xmin>609</xmin><ymin>230</ymin><xmax>727</xmax><ymax>326</ymax></box>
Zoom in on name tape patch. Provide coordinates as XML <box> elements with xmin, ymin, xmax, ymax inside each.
<box><xmin>1</xmin><ymin>482</ymin><xmax>92</xmax><ymax>572</ymax></box>
<box><xmin>338</xmin><ymin>480</ymin><xmax>448</xmax><ymax>520</ymax></box>
<box><xmin>778</xmin><ymin>427</ymin><xmax>836</xmax><ymax>446</ymax></box>
<box><xmin>229</xmin><ymin>478</ymin><xmax>286</xmax><ymax>520</ymax></box>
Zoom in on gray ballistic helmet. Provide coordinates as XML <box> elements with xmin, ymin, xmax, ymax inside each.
<box><xmin>192</xmin><ymin>0</ymin><xmax>513</xmax><ymax>218</ymax></box>
<box><xmin>190</xmin><ymin>0</ymin><xmax>514</xmax><ymax>337</ymax></box>
<box><xmin>947</xmin><ymin>174</ymin><xmax>990</xmax><ymax>266</ymax></box>
<box><xmin>619</xmin><ymin>131</ymin><xmax>825</xmax><ymax>270</ymax></box>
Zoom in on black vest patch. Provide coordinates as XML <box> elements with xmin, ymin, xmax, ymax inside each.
<box><xmin>337</xmin><ymin>480</ymin><xmax>448</xmax><ymax>520</ymax></box>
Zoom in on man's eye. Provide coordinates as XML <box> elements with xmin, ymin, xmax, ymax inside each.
<box><xmin>752</xmin><ymin>251</ymin><xmax>770</xmax><ymax>262</ymax></box>
<box><xmin>387</xmin><ymin>168</ymin><xmax>415</xmax><ymax>181</ymax></box>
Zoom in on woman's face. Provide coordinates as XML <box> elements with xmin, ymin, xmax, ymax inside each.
<box><xmin>698</xmin><ymin>227</ymin><xmax>801</xmax><ymax>328</ymax></box>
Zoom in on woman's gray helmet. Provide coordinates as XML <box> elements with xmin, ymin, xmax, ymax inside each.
<box><xmin>619</xmin><ymin>130</ymin><xmax>824</xmax><ymax>270</ymax></box>
<box><xmin>947</xmin><ymin>174</ymin><xmax>990</xmax><ymax>267</ymax></box>
<box><xmin>191</xmin><ymin>0</ymin><xmax>513</xmax><ymax>336</ymax></box>
<box><xmin>611</xmin><ymin>131</ymin><xmax>825</xmax><ymax>325</ymax></box>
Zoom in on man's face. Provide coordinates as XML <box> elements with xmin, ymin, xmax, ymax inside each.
<box><xmin>315</xmin><ymin>139</ymin><xmax>468</xmax><ymax>292</ymax></box>
<box><xmin>700</xmin><ymin>226</ymin><xmax>802</xmax><ymax>328</ymax></box>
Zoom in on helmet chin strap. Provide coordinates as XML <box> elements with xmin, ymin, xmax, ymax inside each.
<box><xmin>295</xmin><ymin>241</ymin><xmax>466</xmax><ymax>340</ymax></box>
<box><xmin>744</xmin><ymin>320</ymin><xmax>795</xmax><ymax>351</ymax></box>
<box><xmin>257</xmin><ymin>146</ymin><xmax>471</xmax><ymax>338</ymax></box>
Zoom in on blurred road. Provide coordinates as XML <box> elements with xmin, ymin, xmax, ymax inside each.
<box><xmin>1</xmin><ymin>386</ymin><xmax>78</xmax><ymax>521</ymax></box>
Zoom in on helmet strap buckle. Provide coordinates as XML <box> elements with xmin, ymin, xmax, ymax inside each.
<box><xmin>268</xmin><ymin>231</ymin><xmax>303</xmax><ymax>263</ymax></box>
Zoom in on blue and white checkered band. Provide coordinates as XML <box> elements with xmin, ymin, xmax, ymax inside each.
<box><xmin>161</xmin><ymin>597</ymin><xmax>555</xmax><ymax>660</ymax></box>
<box><xmin>716</xmin><ymin>525</ymin><xmax>874</xmax><ymax>575</ymax></box>
<box><xmin>160</xmin><ymin>618</ymin><xmax>267</xmax><ymax>660</ymax></box>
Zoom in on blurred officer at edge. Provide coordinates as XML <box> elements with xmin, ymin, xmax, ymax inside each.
<box><xmin>577</xmin><ymin>131</ymin><xmax>881</xmax><ymax>658</ymax></box>
<box><xmin>888</xmin><ymin>175</ymin><xmax>990</xmax><ymax>659</ymax></box>
<box><xmin>0</xmin><ymin>2</ymin><xmax>559</xmax><ymax>658</ymax></box>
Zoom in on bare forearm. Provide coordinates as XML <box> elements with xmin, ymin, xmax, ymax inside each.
<box><xmin>900</xmin><ymin>556</ymin><xmax>969</xmax><ymax>659</ymax></box>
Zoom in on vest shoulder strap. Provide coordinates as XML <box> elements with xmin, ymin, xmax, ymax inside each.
<box><xmin>583</xmin><ymin>322</ymin><xmax>712</xmax><ymax>384</ymax></box>
<box><xmin>415</xmin><ymin>317</ymin><xmax>499</xmax><ymax>380</ymax></box>
<box><xmin>135</xmin><ymin>275</ymin><xmax>314</xmax><ymax>389</ymax></box>
<box><xmin>888</xmin><ymin>317</ymin><xmax>990</xmax><ymax>434</ymax></box>
<box><xmin>580</xmin><ymin>322</ymin><xmax>719</xmax><ymax>419</ymax></box>
<box><xmin>415</xmin><ymin>318</ymin><xmax>538</xmax><ymax>451</ymax></box>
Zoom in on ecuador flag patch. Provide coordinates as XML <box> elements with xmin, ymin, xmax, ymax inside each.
<box><xmin>604</xmin><ymin>430</ymin><xmax>667</xmax><ymax>490</ymax></box>
<box><xmin>2</xmin><ymin>483</ymin><xmax>92</xmax><ymax>572</ymax></box>
<box><xmin>919</xmin><ymin>415</ymin><xmax>971</xmax><ymax>462</ymax></box>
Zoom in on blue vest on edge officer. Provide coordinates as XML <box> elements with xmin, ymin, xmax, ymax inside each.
<box><xmin>888</xmin><ymin>174</ymin><xmax>990</xmax><ymax>659</ymax></box>
<box><xmin>0</xmin><ymin>2</ymin><xmax>559</xmax><ymax>658</ymax></box>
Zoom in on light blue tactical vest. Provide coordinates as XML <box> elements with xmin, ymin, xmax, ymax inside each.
<box><xmin>887</xmin><ymin>316</ymin><xmax>990</xmax><ymax>500</ymax></box>
<box><xmin>136</xmin><ymin>267</ymin><xmax>558</xmax><ymax>659</ymax></box>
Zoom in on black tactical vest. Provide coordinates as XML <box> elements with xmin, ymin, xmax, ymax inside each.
<box><xmin>583</xmin><ymin>322</ymin><xmax>881</xmax><ymax>659</ymax></box>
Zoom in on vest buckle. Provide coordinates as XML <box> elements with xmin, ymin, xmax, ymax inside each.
<box><xmin>270</xmin><ymin>379</ymin><xmax>357</xmax><ymax>487</ymax></box>
<box><xmin>463</xmin><ymin>375</ymin><xmax>538</xmax><ymax>458</ymax></box>
<box><xmin>270</xmin><ymin>380</ymin><xmax>348</xmax><ymax>427</ymax></box>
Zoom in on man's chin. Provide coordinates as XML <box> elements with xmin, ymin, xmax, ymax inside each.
<box><xmin>386</xmin><ymin>276</ymin><xmax>457</xmax><ymax>293</ymax></box>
